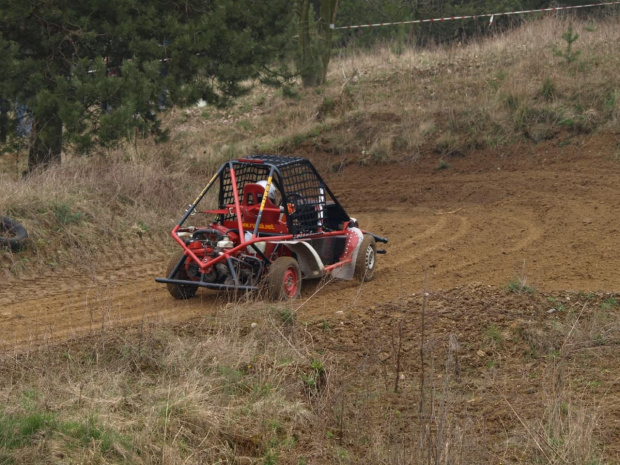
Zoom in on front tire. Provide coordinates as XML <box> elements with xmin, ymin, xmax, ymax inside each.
<box><xmin>165</xmin><ymin>250</ymin><xmax>198</xmax><ymax>299</ymax></box>
<box><xmin>268</xmin><ymin>257</ymin><xmax>302</xmax><ymax>301</ymax></box>
<box><xmin>354</xmin><ymin>234</ymin><xmax>377</xmax><ymax>282</ymax></box>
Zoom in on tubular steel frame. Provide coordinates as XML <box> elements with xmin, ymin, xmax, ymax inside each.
<box><xmin>156</xmin><ymin>156</ymin><xmax>387</xmax><ymax>292</ymax></box>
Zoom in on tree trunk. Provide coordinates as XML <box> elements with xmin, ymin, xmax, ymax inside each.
<box><xmin>0</xmin><ymin>113</ymin><xmax>7</xmax><ymax>144</ymax></box>
<box><xmin>0</xmin><ymin>98</ymin><xmax>8</xmax><ymax>144</ymax></box>
<box><xmin>28</xmin><ymin>110</ymin><xmax>62</xmax><ymax>172</ymax></box>
<box><xmin>298</xmin><ymin>0</ymin><xmax>319</xmax><ymax>87</ymax></box>
<box><xmin>408</xmin><ymin>0</ymin><xmax>420</xmax><ymax>45</ymax></box>
<box><xmin>297</xmin><ymin>0</ymin><xmax>338</xmax><ymax>87</ymax></box>
<box><xmin>318</xmin><ymin>0</ymin><xmax>339</xmax><ymax>85</ymax></box>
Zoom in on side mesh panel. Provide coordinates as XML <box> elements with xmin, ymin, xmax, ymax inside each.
<box><xmin>216</xmin><ymin>156</ymin><xmax>348</xmax><ymax>236</ymax></box>
<box><xmin>279</xmin><ymin>163</ymin><xmax>324</xmax><ymax>235</ymax></box>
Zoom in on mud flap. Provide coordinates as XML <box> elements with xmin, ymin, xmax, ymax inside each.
<box><xmin>275</xmin><ymin>241</ymin><xmax>325</xmax><ymax>278</ymax></box>
<box><xmin>332</xmin><ymin>227</ymin><xmax>363</xmax><ymax>280</ymax></box>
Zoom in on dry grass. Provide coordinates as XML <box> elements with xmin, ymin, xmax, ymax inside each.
<box><xmin>513</xmin><ymin>299</ymin><xmax>613</xmax><ymax>464</ymax></box>
<box><xmin>0</xmin><ymin>302</ymin><xmax>324</xmax><ymax>464</ymax></box>
<box><xmin>1</xmin><ymin>285</ymin><xmax>618</xmax><ymax>463</ymax></box>
<box><xmin>0</xmin><ymin>139</ymin><xmax>220</xmax><ymax>278</ymax></box>
<box><xmin>330</xmin><ymin>15</ymin><xmax>620</xmax><ymax>152</ymax></box>
<box><xmin>297</xmin><ymin>287</ymin><xmax>617</xmax><ymax>464</ymax></box>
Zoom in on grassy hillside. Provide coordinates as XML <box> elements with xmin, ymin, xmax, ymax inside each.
<box><xmin>1</xmin><ymin>14</ymin><xmax>620</xmax><ymax>464</ymax></box>
<box><xmin>2</xmin><ymin>15</ymin><xmax>619</xmax><ymax>277</ymax></box>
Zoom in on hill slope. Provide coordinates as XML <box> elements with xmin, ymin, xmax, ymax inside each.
<box><xmin>1</xmin><ymin>14</ymin><xmax>620</xmax><ymax>465</ymax></box>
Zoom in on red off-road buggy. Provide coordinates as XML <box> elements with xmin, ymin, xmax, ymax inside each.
<box><xmin>156</xmin><ymin>155</ymin><xmax>387</xmax><ymax>300</ymax></box>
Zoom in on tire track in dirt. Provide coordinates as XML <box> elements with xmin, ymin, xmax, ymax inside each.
<box><xmin>0</xmin><ymin>237</ymin><xmax>171</xmax><ymax>306</ymax></box>
<box><xmin>411</xmin><ymin>210</ymin><xmax>544</xmax><ymax>285</ymax></box>
<box><xmin>4</xmin><ymin>137</ymin><xmax>620</xmax><ymax>350</ymax></box>
<box><xmin>0</xmin><ymin>259</ymin><xmax>221</xmax><ymax>352</ymax></box>
<box><xmin>293</xmin><ymin>214</ymin><xmax>471</xmax><ymax>317</ymax></box>
<box><xmin>366</xmin><ymin>213</ymin><xmax>449</xmax><ymax>247</ymax></box>
<box><xmin>0</xmin><ymin>201</ymin><xmax>559</xmax><ymax>348</ymax></box>
<box><xmin>386</xmin><ymin>215</ymin><xmax>469</xmax><ymax>269</ymax></box>
<box><xmin>297</xmin><ymin>206</ymin><xmax>543</xmax><ymax>322</ymax></box>
<box><xmin>0</xmin><ymin>237</ymin><xmax>217</xmax><ymax>351</ymax></box>
<box><xmin>1</xmin><ymin>206</ymin><xmax>442</xmax><ymax>350</ymax></box>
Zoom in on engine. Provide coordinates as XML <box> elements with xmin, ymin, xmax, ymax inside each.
<box><xmin>182</xmin><ymin>226</ymin><xmax>263</xmax><ymax>286</ymax></box>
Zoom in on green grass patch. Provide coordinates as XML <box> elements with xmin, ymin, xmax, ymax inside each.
<box><xmin>0</xmin><ymin>410</ymin><xmax>56</xmax><ymax>449</ymax></box>
<box><xmin>484</xmin><ymin>324</ymin><xmax>504</xmax><ymax>350</ymax></box>
<box><xmin>599</xmin><ymin>298</ymin><xmax>619</xmax><ymax>310</ymax></box>
<box><xmin>435</xmin><ymin>159</ymin><xmax>449</xmax><ymax>171</ymax></box>
<box><xmin>505</xmin><ymin>278</ymin><xmax>535</xmax><ymax>294</ymax></box>
<box><xmin>0</xmin><ymin>409</ymin><xmax>129</xmax><ymax>458</ymax></box>
<box><xmin>52</xmin><ymin>202</ymin><xmax>85</xmax><ymax>226</ymax></box>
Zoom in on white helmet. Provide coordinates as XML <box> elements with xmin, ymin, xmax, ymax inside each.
<box><xmin>257</xmin><ymin>180</ymin><xmax>277</xmax><ymax>202</ymax></box>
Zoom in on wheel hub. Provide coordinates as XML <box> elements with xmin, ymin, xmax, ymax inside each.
<box><xmin>365</xmin><ymin>245</ymin><xmax>375</xmax><ymax>270</ymax></box>
<box><xmin>283</xmin><ymin>267</ymin><xmax>299</xmax><ymax>297</ymax></box>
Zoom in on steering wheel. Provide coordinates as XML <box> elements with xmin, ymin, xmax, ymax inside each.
<box><xmin>285</xmin><ymin>192</ymin><xmax>305</xmax><ymax>214</ymax></box>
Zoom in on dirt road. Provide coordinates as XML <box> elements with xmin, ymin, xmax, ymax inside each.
<box><xmin>2</xmin><ymin>133</ymin><xmax>619</xmax><ymax>351</ymax></box>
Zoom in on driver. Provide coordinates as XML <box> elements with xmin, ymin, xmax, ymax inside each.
<box><xmin>256</xmin><ymin>180</ymin><xmax>277</xmax><ymax>205</ymax></box>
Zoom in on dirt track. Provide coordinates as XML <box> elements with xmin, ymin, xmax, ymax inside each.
<box><xmin>2</xmin><ymin>133</ymin><xmax>620</xmax><ymax>351</ymax></box>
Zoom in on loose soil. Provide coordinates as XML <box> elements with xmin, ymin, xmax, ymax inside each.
<box><xmin>2</xmin><ymin>133</ymin><xmax>620</xmax><ymax>351</ymax></box>
<box><xmin>2</xmin><ymin>132</ymin><xmax>620</xmax><ymax>461</ymax></box>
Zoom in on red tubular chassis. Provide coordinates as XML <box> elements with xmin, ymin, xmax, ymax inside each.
<box><xmin>156</xmin><ymin>155</ymin><xmax>387</xmax><ymax>300</ymax></box>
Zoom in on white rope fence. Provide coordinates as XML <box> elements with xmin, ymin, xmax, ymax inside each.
<box><xmin>330</xmin><ymin>1</ymin><xmax>620</xmax><ymax>30</ymax></box>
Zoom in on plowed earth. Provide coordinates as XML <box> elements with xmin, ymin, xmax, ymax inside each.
<box><xmin>3</xmin><ymin>134</ymin><xmax>620</xmax><ymax>350</ymax></box>
<box><xmin>2</xmin><ymin>134</ymin><xmax>620</xmax><ymax>460</ymax></box>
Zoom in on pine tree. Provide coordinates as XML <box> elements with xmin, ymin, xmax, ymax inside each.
<box><xmin>0</xmin><ymin>0</ymin><xmax>293</xmax><ymax>170</ymax></box>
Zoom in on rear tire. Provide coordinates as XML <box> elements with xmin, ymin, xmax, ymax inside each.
<box><xmin>354</xmin><ymin>234</ymin><xmax>376</xmax><ymax>282</ymax></box>
<box><xmin>268</xmin><ymin>257</ymin><xmax>302</xmax><ymax>301</ymax></box>
<box><xmin>165</xmin><ymin>250</ymin><xmax>198</xmax><ymax>299</ymax></box>
<box><xmin>0</xmin><ymin>216</ymin><xmax>28</xmax><ymax>251</ymax></box>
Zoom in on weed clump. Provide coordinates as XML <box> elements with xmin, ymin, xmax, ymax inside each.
<box><xmin>505</xmin><ymin>277</ymin><xmax>535</xmax><ymax>294</ymax></box>
<box><xmin>435</xmin><ymin>158</ymin><xmax>449</xmax><ymax>171</ymax></box>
